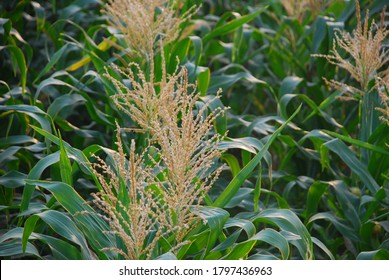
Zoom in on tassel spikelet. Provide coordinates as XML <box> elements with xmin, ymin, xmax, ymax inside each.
<box><xmin>92</xmin><ymin>0</ymin><xmax>227</xmax><ymax>257</ymax></box>
<box><xmin>105</xmin><ymin>56</ymin><xmax>227</xmax><ymax>242</ymax></box>
<box><xmin>104</xmin><ymin>0</ymin><xmax>197</xmax><ymax>56</ymax></box>
<box><xmin>376</xmin><ymin>72</ymin><xmax>389</xmax><ymax>125</ymax></box>
<box><xmin>314</xmin><ymin>1</ymin><xmax>388</xmax><ymax>99</ymax></box>
<box><xmin>314</xmin><ymin>1</ymin><xmax>389</xmax><ymax>129</ymax></box>
<box><xmin>91</xmin><ymin>127</ymin><xmax>172</xmax><ymax>259</ymax></box>
<box><xmin>280</xmin><ymin>0</ymin><xmax>330</xmax><ymax>21</ymax></box>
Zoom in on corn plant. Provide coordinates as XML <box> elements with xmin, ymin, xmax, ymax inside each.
<box><xmin>1</xmin><ymin>0</ymin><xmax>388</xmax><ymax>260</ymax></box>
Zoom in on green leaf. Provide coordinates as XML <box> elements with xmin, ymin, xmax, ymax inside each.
<box><xmin>250</xmin><ymin>228</ymin><xmax>289</xmax><ymax>259</ymax></box>
<box><xmin>362</xmin><ymin>187</ymin><xmax>387</xmax><ymax>222</ymax></box>
<box><xmin>209</xmin><ymin>72</ymin><xmax>266</xmax><ymax>94</ymax></box>
<box><xmin>0</xmin><ymin>105</ymin><xmax>51</xmax><ymax>133</ymax></box>
<box><xmin>31</xmin><ymin>1</ymin><xmax>46</xmax><ymax>32</ymax></box>
<box><xmin>35</xmin><ymin>233</ymin><xmax>83</xmax><ymax>260</ymax></box>
<box><xmin>213</xmin><ymin>105</ymin><xmax>301</xmax><ymax>208</ymax></box>
<box><xmin>324</xmin><ymin>139</ymin><xmax>380</xmax><ymax>194</ymax></box>
<box><xmin>59</xmin><ymin>132</ymin><xmax>73</xmax><ymax>186</ymax></box>
<box><xmin>0</xmin><ymin>170</ymin><xmax>26</xmax><ymax>188</ymax></box>
<box><xmin>192</xmin><ymin>206</ymin><xmax>229</xmax><ymax>256</ymax></box>
<box><xmin>308</xmin><ymin>212</ymin><xmax>359</xmax><ymax>241</ymax></box>
<box><xmin>356</xmin><ymin>249</ymin><xmax>389</xmax><ymax>260</ymax></box>
<box><xmin>311</xmin><ymin>237</ymin><xmax>335</xmax><ymax>260</ymax></box>
<box><xmin>200</xmin><ymin>94</ymin><xmax>228</xmax><ymax>136</ymax></box>
<box><xmin>248</xmin><ymin>253</ymin><xmax>279</xmax><ymax>260</ymax></box>
<box><xmin>30</xmin><ymin>125</ymin><xmax>94</xmax><ymax>177</ymax></box>
<box><xmin>23</xmin><ymin>210</ymin><xmax>93</xmax><ymax>259</ymax></box>
<box><xmin>261</xmin><ymin>189</ymin><xmax>289</xmax><ymax>209</ymax></box>
<box><xmin>329</xmin><ymin>181</ymin><xmax>360</xmax><ymax>230</ymax></box>
<box><xmin>178</xmin><ymin>231</ymin><xmax>209</xmax><ymax>258</ymax></box>
<box><xmin>0</xmin><ymin>18</ymin><xmax>12</xmax><ymax>38</ymax></box>
<box><xmin>311</xmin><ymin>16</ymin><xmax>332</xmax><ymax>53</ymax></box>
<box><xmin>167</xmin><ymin>37</ymin><xmax>191</xmax><ymax>73</ymax></box>
<box><xmin>219</xmin><ymin>137</ymin><xmax>267</xmax><ymax>154</ymax></box>
<box><xmin>197</xmin><ymin>68</ymin><xmax>210</xmax><ymax>96</ymax></box>
<box><xmin>253</xmin><ymin>162</ymin><xmax>262</xmax><ymax>212</ymax></box>
<box><xmin>225</xmin><ymin>218</ymin><xmax>256</xmax><ymax>238</ymax></box>
<box><xmin>305</xmin><ymin>182</ymin><xmax>327</xmax><ymax>222</ymax></box>
<box><xmin>155</xmin><ymin>252</ymin><xmax>177</xmax><ymax>260</ymax></box>
<box><xmin>0</xmin><ymin>45</ymin><xmax>27</xmax><ymax>94</ymax></box>
<box><xmin>35</xmin><ymin>77</ymin><xmax>79</xmax><ymax>99</ymax></box>
<box><xmin>279</xmin><ymin>93</ymin><xmax>341</xmax><ymax>127</ymax></box>
<box><xmin>211</xmin><ymin>230</ymin><xmax>241</xmax><ymax>253</ymax></box>
<box><xmin>47</xmin><ymin>94</ymin><xmax>86</xmax><ymax>120</ymax></box>
<box><xmin>0</xmin><ymin>135</ymin><xmax>39</xmax><ymax>147</ymax></box>
<box><xmin>0</xmin><ymin>241</ymin><xmax>40</xmax><ymax>258</ymax></box>
<box><xmin>323</xmin><ymin>130</ymin><xmax>389</xmax><ymax>157</ymax></box>
<box><xmin>203</xmin><ymin>9</ymin><xmax>263</xmax><ymax>44</ymax></box>
<box><xmin>188</xmin><ymin>36</ymin><xmax>203</xmax><ymax>68</ymax></box>
<box><xmin>25</xmin><ymin>180</ymin><xmax>115</xmax><ymax>259</ymax></box>
<box><xmin>279</xmin><ymin>76</ymin><xmax>303</xmax><ymax>97</ymax></box>
<box><xmin>223</xmin><ymin>240</ymin><xmax>255</xmax><ymax>259</ymax></box>
<box><xmin>250</xmin><ymin>209</ymin><xmax>313</xmax><ymax>259</ymax></box>
<box><xmin>20</xmin><ymin>152</ymin><xmax>60</xmax><ymax>216</ymax></box>
<box><xmin>224</xmin><ymin>188</ymin><xmax>253</xmax><ymax>208</ymax></box>
<box><xmin>221</xmin><ymin>153</ymin><xmax>240</xmax><ymax>177</ymax></box>
<box><xmin>22</xmin><ymin>215</ymin><xmax>40</xmax><ymax>252</ymax></box>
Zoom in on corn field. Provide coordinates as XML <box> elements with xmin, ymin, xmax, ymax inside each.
<box><xmin>0</xmin><ymin>0</ymin><xmax>388</xmax><ymax>260</ymax></box>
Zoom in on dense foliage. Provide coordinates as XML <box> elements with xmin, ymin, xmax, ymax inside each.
<box><xmin>1</xmin><ymin>0</ymin><xmax>388</xmax><ymax>260</ymax></box>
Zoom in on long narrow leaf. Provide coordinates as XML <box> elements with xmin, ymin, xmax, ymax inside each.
<box><xmin>203</xmin><ymin>10</ymin><xmax>263</xmax><ymax>44</ymax></box>
<box><xmin>25</xmin><ymin>180</ymin><xmax>115</xmax><ymax>259</ymax></box>
<box><xmin>191</xmin><ymin>206</ymin><xmax>229</xmax><ymax>257</ymax></box>
<box><xmin>324</xmin><ymin>139</ymin><xmax>380</xmax><ymax>194</ymax></box>
<box><xmin>23</xmin><ymin>210</ymin><xmax>93</xmax><ymax>259</ymax></box>
<box><xmin>213</xmin><ymin>105</ymin><xmax>301</xmax><ymax>208</ymax></box>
